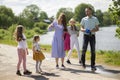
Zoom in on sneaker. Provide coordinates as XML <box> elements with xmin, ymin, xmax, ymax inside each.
<box><xmin>23</xmin><ymin>70</ymin><xmax>32</xmax><ymax>75</ymax></box>
<box><xmin>16</xmin><ymin>70</ymin><xmax>22</xmax><ymax>76</ymax></box>
<box><xmin>56</xmin><ymin>64</ymin><xmax>59</xmax><ymax>69</ymax></box>
<box><xmin>91</xmin><ymin>67</ymin><xmax>97</xmax><ymax>72</ymax></box>
<box><xmin>61</xmin><ymin>64</ymin><xmax>65</xmax><ymax>69</ymax></box>
<box><xmin>66</xmin><ymin>60</ymin><xmax>71</xmax><ymax>64</ymax></box>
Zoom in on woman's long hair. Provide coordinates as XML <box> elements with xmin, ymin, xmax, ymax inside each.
<box><xmin>14</xmin><ymin>25</ymin><xmax>24</xmax><ymax>41</ymax></box>
<box><xmin>58</xmin><ymin>13</ymin><xmax>67</xmax><ymax>31</ymax></box>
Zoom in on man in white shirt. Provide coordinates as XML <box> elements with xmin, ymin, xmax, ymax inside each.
<box><xmin>80</xmin><ymin>7</ymin><xmax>99</xmax><ymax>72</ymax></box>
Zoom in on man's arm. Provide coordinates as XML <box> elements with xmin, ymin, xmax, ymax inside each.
<box><xmin>91</xmin><ymin>25</ymin><xmax>99</xmax><ymax>32</ymax></box>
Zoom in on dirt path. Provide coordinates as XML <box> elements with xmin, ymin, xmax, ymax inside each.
<box><xmin>0</xmin><ymin>44</ymin><xmax>120</xmax><ymax>80</ymax></box>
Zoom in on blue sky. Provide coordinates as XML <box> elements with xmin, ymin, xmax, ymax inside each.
<box><xmin>0</xmin><ymin>0</ymin><xmax>112</xmax><ymax>17</ymax></box>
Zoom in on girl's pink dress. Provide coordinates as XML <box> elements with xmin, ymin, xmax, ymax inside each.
<box><xmin>64</xmin><ymin>32</ymin><xmax>70</xmax><ymax>51</ymax></box>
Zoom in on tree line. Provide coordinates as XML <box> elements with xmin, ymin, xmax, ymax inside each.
<box><xmin>109</xmin><ymin>0</ymin><xmax>120</xmax><ymax>39</ymax></box>
<box><xmin>0</xmin><ymin>3</ymin><xmax>114</xmax><ymax>30</ymax></box>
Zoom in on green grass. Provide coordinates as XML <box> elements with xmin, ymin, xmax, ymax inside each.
<box><xmin>0</xmin><ymin>39</ymin><xmax>17</xmax><ymax>46</ymax></box>
<box><xmin>66</xmin><ymin>49</ymin><xmax>120</xmax><ymax>66</ymax></box>
<box><xmin>81</xmin><ymin>50</ymin><xmax>120</xmax><ymax>66</ymax></box>
<box><xmin>97</xmin><ymin>50</ymin><xmax>120</xmax><ymax>66</ymax></box>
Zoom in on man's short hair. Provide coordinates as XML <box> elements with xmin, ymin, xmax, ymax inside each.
<box><xmin>86</xmin><ymin>7</ymin><xmax>93</xmax><ymax>11</ymax></box>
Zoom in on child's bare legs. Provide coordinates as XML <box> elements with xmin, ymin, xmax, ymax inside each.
<box><xmin>17</xmin><ymin>49</ymin><xmax>27</xmax><ymax>71</ymax></box>
<box><xmin>22</xmin><ymin>49</ymin><xmax>26</xmax><ymax>71</ymax></box>
<box><xmin>17</xmin><ymin>49</ymin><xmax>27</xmax><ymax>75</ymax></box>
<box><xmin>17</xmin><ymin>49</ymin><xmax>23</xmax><ymax>71</ymax></box>
<box><xmin>17</xmin><ymin>49</ymin><xmax>26</xmax><ymax>71</ymax></box>
<box><xmin>17</xmin><ymin>49</ymin><xmax>31</xmax><ymax>75</ymax></box>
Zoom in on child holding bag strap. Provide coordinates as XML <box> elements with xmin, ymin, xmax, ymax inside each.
<box><xmin>32</xmin><ymin>35</ymin><xmax>45</xmax><ymax>74</ymax></box>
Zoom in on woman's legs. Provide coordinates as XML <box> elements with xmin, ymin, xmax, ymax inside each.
<box><xmin>55</xmin><ymin>58</ymin><xmax>59</xmax><ymax>68</ymax></box>
<box><xmin>61</xmin><ymin>58</ymin><xmax>66</xmax><ymax>68</ymax></box>
<box><xmin>55</xmin><ymin>58</ymin><xmax>59</xmax><ymax>65</ymax></box>
<box><xmin>61</xmin><ymin>58</ymin><xmax>64</xmax><ymax>65</ymax></box>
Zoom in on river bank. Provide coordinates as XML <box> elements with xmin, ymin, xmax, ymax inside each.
<box><xmin>40</xmin><ymin>26</ymin><xmax>120</xmax><ymax>51</ymax></box>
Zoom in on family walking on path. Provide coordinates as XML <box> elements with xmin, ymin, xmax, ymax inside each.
<box><xmin>14</xmin><ymin>7</ymin><xmax>99</xmax><ymax>76</ymax></box>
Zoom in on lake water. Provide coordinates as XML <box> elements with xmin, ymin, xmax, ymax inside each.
<box><xmin>40</xmin><ymin>25</ymin><xmax>120</xmax><ymax>51</ymax></box>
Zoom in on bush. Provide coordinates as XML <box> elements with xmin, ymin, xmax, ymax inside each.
<box><xmin>115</xmin><ymin>27</ymin><xmax>120</xmax><ymax>39</ymax></box>
<box><xmin>8</xmin><ymin>24</ymin><xmax>18</xmax><ymax>40</ymax></box>
<box><xmin>33</xmin><ymin>27</ymin><xmax>47</xmax><ymax>34</ymax></box>
<box><xmin>33</xmin><ymin>27</ymin><xmax>41</xmax><ymax>34</ymax></box>
<box><xmin>34</xmin><ymin>22</ymin><xmax>48</xmax><ymax>30</ymax></box>
<box><xmin>0</xmin><ymin>29</ymin><xmax>10</xmax><ymax>39</ymax></box>
<box><xmin>8</xmin><ymin>24</ymin><xmax>17</xmax><ymax>33</ymax></box>
<box><xmin>25</xmin><ymin>30</ymin><xmax>35</xmax><ymax>39</ymax></box>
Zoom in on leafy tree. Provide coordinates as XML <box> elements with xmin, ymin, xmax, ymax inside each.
<box><xmin>56</xmin><ymin>8</ymin><xmax>74</xmax><ymax>23</ymax></box>
<box><xmin>49</xmin><ymin>16</ymin><xmax>55</xmax><ymax>22</ymax></box>
<box><xmin>74</xmin><ymin>3</ymin><xmax>94</xmax><ymax>22</ymax></box>
<box><xmin>102</xmin><ymin>12</ymin><xmax>113</xmax><ymax>26</ymax></box>
<box><xmin>20</xmin><ymin>4</ymin><xmax>41</xmax><ymax>28</ymax></box>
<box><xmin>109</xmin><ymin>0</ymin><xmax>120</xmax><ymax>38</ymax></box>
<box><xmin>21</xmin><ymin>4</ymin><xmax>40</xmax><ymax>19</ymax></box>
<box><xmin>0</xmin><ymin>5</ymin><xmax>14</xmax><ymax>28</ymax></box>
<box><xmin>95</xmin><ymin>10</ymin><xmax>103</xmax><ymax>26</ymax></box>
<box><xmin>39</xmin><ymin>11</ymin><xmax>48</xmax><ymax>21</ymax></box>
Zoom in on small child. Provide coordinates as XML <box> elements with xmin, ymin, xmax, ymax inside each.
<box><xmin>32</xmin><ymin>35</ymin><xmax>45</xmax><ymax>74</ymax></box>
<box><xmin>14</xmin><ymin>25</ymin><xmax>32</xmax><ymax>76</ymax></box>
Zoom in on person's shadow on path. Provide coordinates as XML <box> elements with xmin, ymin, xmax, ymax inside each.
<box><xmin>61</xmin><ymin>64</ymin><xmax>120</xmax><ymax>79</ymax></box>
<box><xmin>23</xmin><ymin>72</ymin><xmax>60</xmax><ymax>80</ymax></box>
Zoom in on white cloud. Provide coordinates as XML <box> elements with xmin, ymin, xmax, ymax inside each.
<box><xmin>0</xmin><ymin>0</ymin><xmax>112</xmax><ymax>17</ymax></box>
